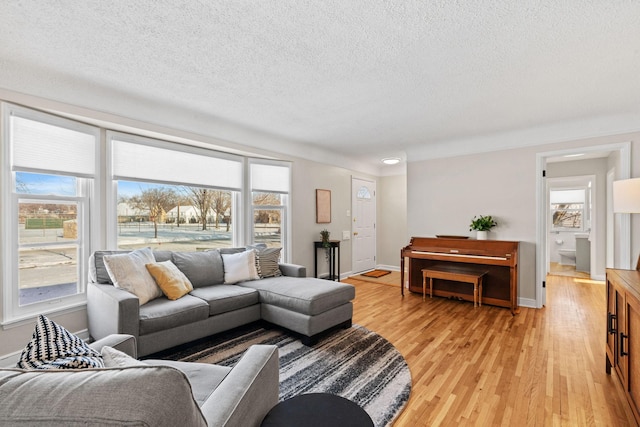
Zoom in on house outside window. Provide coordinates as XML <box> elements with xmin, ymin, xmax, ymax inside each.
<box><xmin>115</xmin><ymin>180</ymin><xmax>236</xmax><ymax>252</ymax></box>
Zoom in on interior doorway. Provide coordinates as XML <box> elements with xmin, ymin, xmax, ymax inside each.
<box><xmin>546</xmin><ymin>175</ymin><xmax>595</xmax><ymax>280</ymax></box>
<box><xmin>351</xmin><ymin>177</ymin><xmax>376</xmax><ymax>274</ymax></box>
<box><xmin>535</xmin><ymin>142</ymin><xmax>631</xmax><ymax>308</ymax></box>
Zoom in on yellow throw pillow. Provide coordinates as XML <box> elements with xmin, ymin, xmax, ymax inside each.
<box><xmin>145</xmin><ymin>261</ymin><xmax>193</xmax><ymax>300</ymax></box>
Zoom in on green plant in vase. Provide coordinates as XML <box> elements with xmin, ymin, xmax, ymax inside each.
<box><xmin>320</xmin><ymin>229</ymin><xmax>331</xmax><ymax>262</ymax></box>
<box><xmin>469</xmin><ymin>215</ymin><xmax>497</xmax><ymax>240</ymax></box>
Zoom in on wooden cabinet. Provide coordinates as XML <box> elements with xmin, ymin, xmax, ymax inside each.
<box><xmin>606</xmin><ymin>268</ymin><xmax>640</xmax><ymax>424</ymax></box>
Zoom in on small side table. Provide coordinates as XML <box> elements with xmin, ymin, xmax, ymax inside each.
<box><xmin>314</xmin><ymin>240</ymin><xmax>340</xmax><ymax>281</ymax></box>
<box><xmin>261</xmin><ymin>393</ymin><xmax>373</xmax><ymax>427</ymax></box>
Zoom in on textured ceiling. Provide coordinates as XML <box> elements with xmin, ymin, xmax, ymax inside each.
<box><xmin>1</xmin><ymin>1</ymin><xmax>639</xmax><ymax>172</ymax></box>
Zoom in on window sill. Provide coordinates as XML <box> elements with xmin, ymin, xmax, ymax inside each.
<box><xmin>1</xmin><ymin>301</ymin><xmax>87</xmax><ymax>330</ymax></box>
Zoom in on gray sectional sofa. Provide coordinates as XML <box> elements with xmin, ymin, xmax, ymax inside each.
<box><xmin>0</xmin><ymin>334</ymin><xmax>279</xmax><ymax>427</ymax></box>
<box><xmin>87</xmin><ymin>247</ymin><xmax>355</xmax><ymax>357</ymax></box>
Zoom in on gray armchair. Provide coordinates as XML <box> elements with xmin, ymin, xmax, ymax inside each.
<box><xmin>0</xmin><ymin>334</ymin><xmax>279</xmax><ymax>427</ymax></box>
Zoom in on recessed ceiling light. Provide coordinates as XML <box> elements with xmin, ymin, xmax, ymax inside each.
<box><xmin>563</xmin><ymin>153</ymin><xmax>585</xmax><ymax>158</ymax></box>
<box><xmin>381</xmin><ymin>157</ymin><xmax>400</xmax><ymax>165</ymax></box>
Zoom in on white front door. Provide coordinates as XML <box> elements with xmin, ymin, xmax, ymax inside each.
<box><xmin>352</xmin><ymin>177</ymin><xmax>376</xmax><ymax>273</ymax></box>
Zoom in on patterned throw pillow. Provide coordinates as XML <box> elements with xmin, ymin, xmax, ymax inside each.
<box><xmin>16</xmin><ymin>315</ymin><xmax>104</xmax><ymax>370</ymax></box>
<box><xmin>255</xmin><ymin>248</ymin><xmax>282</xmax><ymax>278</ymax></box>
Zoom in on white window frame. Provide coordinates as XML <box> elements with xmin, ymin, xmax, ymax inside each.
<box><xmin>550</xmin><ymin>188</ymin><xmax>587</xmax><ymax>232</ymax></box>
<box><xmin>106</xmin><ymin>131</ymin><xmax>245</xmax><ymax>250</ymax></box>
<box><xmin>1</xmin><ymin>103</ymin><xmax>100</xmax><ymax>325</ymax></box>
<box><xmin>248</xmin><ymin>158</ymin><xmax>291</xmax><ymax>262</ymax></box>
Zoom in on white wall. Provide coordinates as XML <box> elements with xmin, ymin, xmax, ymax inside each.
<box><xmin>407</xmin><ymin>134</ymin><xmax>640</xmax><ymax>304</ymax></box>
<box><xmin>289</xmin><ymin>158</ymin><xmax>377</xmax><ymax>278</ymax></box>
<box><xmin>377</xmin><ymin>174</ymin><xmax>408</xmax><ymax>268</ymax></box>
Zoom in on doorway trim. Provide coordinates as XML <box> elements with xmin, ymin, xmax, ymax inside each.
<box><xmin>535</xmin><ymin>142</ymin><xmax>631</xmax><ymax>308</ymax></box>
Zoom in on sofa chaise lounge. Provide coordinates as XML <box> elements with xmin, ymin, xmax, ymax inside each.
<box><xmin>87</xmin><ymin>247</ymin><xmax>355</xmax><ymax>357</ymax></box>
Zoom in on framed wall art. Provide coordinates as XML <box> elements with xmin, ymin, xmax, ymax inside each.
<box><xmin>316</xmin><ymin>189</ymin><xmax>331</xmax><ymax>223</ymax></box>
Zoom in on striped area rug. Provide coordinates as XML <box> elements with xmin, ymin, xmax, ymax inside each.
<box><xmin>155</xmin><ymin>323</ymin><xmax>411</xmax><ymax>427</ymax></box>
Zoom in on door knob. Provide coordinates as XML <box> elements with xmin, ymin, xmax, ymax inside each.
<box><xmin>353</xmin><ymin>232</ymin><xmax>358</xmax><ymax>236</ymax></box>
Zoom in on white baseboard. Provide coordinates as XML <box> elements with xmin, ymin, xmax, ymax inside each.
<box><xmin>518</xmin><ymin>297</ymin><xmax>538</xmax><ymax>309</ymax></box>
<box><xmin>376</xmin><ymin>264</ymin><xmax>400</xmax><ymax>272</ymax></box>
<box><xmin>1</xmin><ymin>329</ymin><xmax>90</xmax><ymax>368</ymax></box>
<box><xmin>340</xmin><ymin>271</ymin><xmax>353</xmax><ymax>280</ymax></box>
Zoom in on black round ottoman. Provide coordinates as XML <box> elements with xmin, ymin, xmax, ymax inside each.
<box><xmin>261</xmin><ymin>393</ymin><xmax>374</xmax><ymax>427</ymax></box>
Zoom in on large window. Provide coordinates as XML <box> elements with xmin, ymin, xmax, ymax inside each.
<box><xmin>116</xmin><ymin>181</ymin><xmax>236</xmax><ymax>251</ymax></box>
<box><xmin>109</xmin><ymin>132</ymin><xmax>243</xmax><ymax>252</ymax></box>
<box><xmin>2</xmin><ymin>104</ymin><xmax>98</xmax><ymax>323</ymax></box>
<box><xmin>1</xmin><ymin>106</ymin><xmax>292</xmax><ymax>325</ymax></box>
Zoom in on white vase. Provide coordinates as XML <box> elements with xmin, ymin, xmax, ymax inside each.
<box><xmin>476</xmin><ymin>230</ymin><xmax>488</xmax><ymax>240</ymax></box>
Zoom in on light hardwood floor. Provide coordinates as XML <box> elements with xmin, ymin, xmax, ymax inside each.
<box><xmin>343</xmin><ymin>275</ymin><xmax>637</xmax><ymax>426</ymax></box>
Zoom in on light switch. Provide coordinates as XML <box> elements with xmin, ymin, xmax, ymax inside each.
<box><xmin>342</xmin><ymin>231</ymin><xmax>350</xmax><ymax>240</ymax></box>
<box><xmin>346</xmin><ymin>210</ymin><xmax>351</xmax><ymax>217</ymax></box>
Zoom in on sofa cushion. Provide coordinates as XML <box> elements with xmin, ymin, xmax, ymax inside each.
<box><xmin>146</xmin><ymin>260</ymin><xmax>194</xmax><ymax>300</ymax></box>
<box><xmin>238</xmin><ymin>277</ymin><xmax>356</xmax><ymax>316</ymax></box>
<box><xmin>222</xmin><ymin>249</ymin><xmax>260</xmax><ymax>284</ymax></box>
<box><xmin>139</xmin><ymin>295</ymin><xmax>209</xmax><ymax>335</ymax></box>
<box><xmin>103</xmin><ymin>247</ymin><xmax>164</xmax><ymax>305</ymax></box>
<box><xmin>190</xmin><ymin>285</ymin><xmax>260</xmax><ymax>316</ymax></box>
<box><xmin>0</xmin><ymin>366</ymin><xmax>207</xmax><ymax>426</ymax></box>
<box><xmin>144</xmin><ymin>359</ymin><xmax>231</xmax><ymax>406</ymax></box>
<box><xmin>17</xmin><ymin>315</ymin><xmax>104</xmax><ymax>370</ymax></box>
<box><xmin>101</xmin><ymin>345</ymin><xmax>147</xmax><ymax>367</ymax></box>
<box><xmin>153</xmin><ymin>250</ymin><xmax>173</xmax><ymax>262</ymax></box>
<box><xmin>220</xmin><ymin>247</ymin><xmax>246</xmax><ymax>254</ymax></box>
<box><xmin>172</xmin><ymin>250</ymin><xmax>225</xmax><ymax>288</ymax></box>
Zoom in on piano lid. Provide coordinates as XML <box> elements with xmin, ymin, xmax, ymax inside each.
<box><xmin>403</xmin><ymin>236</ymin><xmax>519</xmax><ymax>258</ymax></box>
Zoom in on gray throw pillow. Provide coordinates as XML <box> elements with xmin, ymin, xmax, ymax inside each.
<box><xmin>172</xmin><ymin>250</ymin><xmax>224</xmax><ymax>287</ymax></box>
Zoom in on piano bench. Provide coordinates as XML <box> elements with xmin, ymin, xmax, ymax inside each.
<box><xmin>422</xmin><ymin>265</ymin><xmax>489</xmax><ymax>307</ymax></box>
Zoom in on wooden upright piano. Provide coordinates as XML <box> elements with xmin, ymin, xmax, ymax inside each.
<box><xmin>401</xmin><ymin>237</ymin><xmax>519</xmax><ymax>314</ymax></box>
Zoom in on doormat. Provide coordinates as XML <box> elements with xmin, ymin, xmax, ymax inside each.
<box><xmin>361</xmin><ymin>269</ymin><xmax>392</xmax><ymax>278</ymax></box>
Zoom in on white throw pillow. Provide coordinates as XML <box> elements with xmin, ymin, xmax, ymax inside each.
<box><xmin>103</xmin><ymin>247</ymin><xmax>163</xmax><ymax>305</ymax></box>
<box><xmin>101</xmin><ymin>345</ymin><xmax>147</xmax><ymax>368</ymax></box>
<box><xmin>222</xmin><ymin>249</ymin><xmax>260</xmax><ymax>284</ymax></box>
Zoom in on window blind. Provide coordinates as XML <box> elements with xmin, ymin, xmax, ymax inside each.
<box><xmin>111</xmin><ymin>137</ymin><xmax>243</xmax><ymax>190</ymax></box>
<box><xmin>250</xmin><ymin>162</ymin><xmax>290</xmax><ymax>193</ymax></box>
<box><xmin>11</xmin><ymin>115</ymin><xmax>97</xmax><ymax>177</ymax></box>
